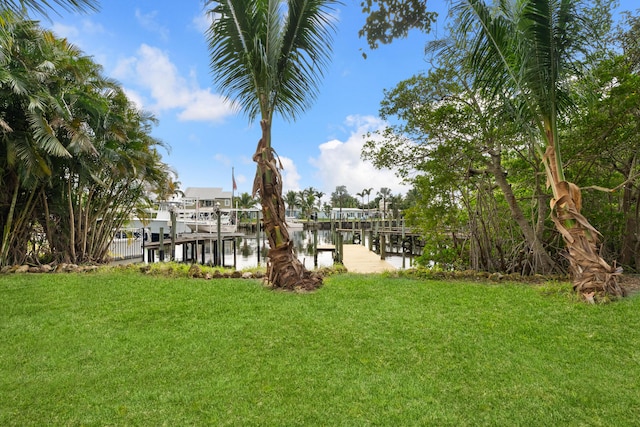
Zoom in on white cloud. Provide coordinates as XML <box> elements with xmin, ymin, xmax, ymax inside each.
<box><xmin>112</xmin><ymin>56</ymin><xmax>137</xmax><ymax>80</ymax></box>
<box><xmin>192</xmin><ymin>10</ymin><xmax>215</xmax><ymax>33</ymax></box>
<box><xmin>79</xmin><ymin>19</ymin><xmax>105</xmax><ymax>36</ymax></box>
<box><xmin>122</xmin><ymin>88</ymin><xmax>145</xmax><ymax>111</ymax></box>
<box><xmin>178</xmin><ymin>89</ymin><xmax>234</xmax><ymax>122</ymax></box>
<box><xmin>113</xmin><ymin>44</ymin><xmax>235</xmax><ymax>123</ymax></box>
<box><xmin>50</xmin><ymin>22</ymin><xmax>79</xmax><ymax>39</ymax></box>
<box><xmin>51</xmin><ymin>19</ymin><xmax>105</xmax><ymax>40</ymax></box>
<box><xmin>310</xmin><ymin>115</ymin><xmax>409</xmax><ymax>196</ymax></box>
<box><xmin>135</xmin><ymin>9</ymin><xmax>169</xmax><ymax>41</ymax></box>
<box><xmin>235</xmin><ymin>173</ymin><xmax>248</xmax><ymax>186</ymax></box>
<box><xmin>280</xmin><ymin>156</ymin><xmax>302</xmax><ymax>193</ymax></box>
<box><xmin>214</xmin><ymin>153</ymin><xmax>232</xmax><ymax>168</ymax></box>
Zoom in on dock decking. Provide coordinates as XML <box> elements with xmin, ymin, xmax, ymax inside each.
<box><xmin>341</xmin><ymin>244</ymin><xmax>396</xmax><ymax>274</ymax></box>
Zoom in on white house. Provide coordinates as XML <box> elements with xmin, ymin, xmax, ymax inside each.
<box><xmin>182</xmin><ymin>187</ymin><xmax>233</xmax><ymax>210</ymax></box>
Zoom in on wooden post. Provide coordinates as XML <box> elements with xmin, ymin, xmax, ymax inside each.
<box><xmin>159</xmin><ymin>227</ymin><xmax>164</xmax><ymax>261</ymax></box>
<box><xmin>216</xmin><ymin>208</ymin><xmax>222</xmax><ymax>266</ymax></box>
<box><xmin>313</xmin><ymin>227</ymin><xmax>318</xmax><ymax>267</ymax></box>
<box><xmin>331</xmin><ymin>216</ymin><xmax>335</xmax><ymax>244</ymax></box>
<box><xmin>380</xmin><ymin>234</ymin><xmax>386</xmax><ymax>260</ymax></box>
<box><xmin>141</xmin><ymin>227</ymin><xmax>146</xmax><ymax>263</ymax></box>
<box><xmin>337</xmin><ymin>233</ymin><xmax>343</xmax><ymax>264</ymax></box>
<box><xmin>170</xmin><ymin>210</ymin><xmax>176</xmax><ymax>261</ymax></box>
<box><xmin>256</xmin><ymin>211</ymin><xmax>261</xmax><ymax>265</ymax></box>
<box><xmin>401</xmin><ymin>220</ymin><xmax>406</xmax><ymax>269</ymax></box>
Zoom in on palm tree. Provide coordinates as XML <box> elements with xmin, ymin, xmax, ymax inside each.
<box><xmin>356</xmin><ymin>190</ymin><xmax>365</xmax><ymax>212</ymax></box>
<box><xmin>377</xmin><ymin>187</ymin><xmax>391</xmax><ymax>219</ymax></box>
<box><xmin>155</xmin><ymin>172</ymin><xmax>184</xmax><ymax>201</ymax></box>
<box><xmin>235</xmin><ymin>191</ymin><xmax>259</xmax><ymax>222</ymax></box>
<box><xmin>236</xmin><ymin>192</ymin><xmax>259</xmax><ymax>210</ymax></box>
<box><xmin>333</xmin><ymin>185</ymin><xmax>348</xmax><ymax>220</ymax></box>
<box><xmin>284</xmin><ymin>190</ymin><xmax>299</xmax><ymax>218</ymax></box>
<box><xmin>0</xmin><ymin>13</ymin><xmax>77</xmax><ymax>264</ymax></box>
<box><xmin>0</xmin><ymin>13</ymin><xmax>170</xmax><ymax>265</ymax></box>
<box><xmin>455</xmin><ymin>0</ymin><xmax>624</xmax><ymax>298</ymax></box>
<box><xmin>314</xmin><ymin>189</ymin><xmax>324</xmax><ymax>219</ymax></box>
<box><xmin>364</xmin><ymin>187</ymin><xmax>372</xmax><ymax>217</ymax></box>
<box><xmin>206</xmin><ymin>0</ymin><xmax>339</xmax><ymax>290</ymax></box>
<box><xmin>0</xmin><ymin>0</ymin><xmax>98</xmax><ymax>17</ymax></box>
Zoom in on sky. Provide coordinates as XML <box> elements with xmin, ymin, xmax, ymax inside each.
<box><xmin>44</xmin><ymin>0</ymin><xmax>635</xmax><ymax>202</ymax></box>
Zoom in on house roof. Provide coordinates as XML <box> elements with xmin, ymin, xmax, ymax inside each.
<box><xmin>183</xmin><ymin>187</ymin><xmax>232</xmax><ymax>200</ymax></box>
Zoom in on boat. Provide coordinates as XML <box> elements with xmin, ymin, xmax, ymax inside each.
<box><xmin>285</xmin><ymin>216</ymin><xmax>304</xmax><ymax>231</ymax></box>
<box><xmin>182</xmin><ymin>209</ymin><xmax>238</xmax><ymax>234</ymax></box>
<box><xmin>125</xmin><ymin>201</ymin><xmax>191</xmax><ymax>237</ymax></box>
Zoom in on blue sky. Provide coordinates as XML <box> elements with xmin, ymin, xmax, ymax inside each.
<box><xmin>46</xmin><ymin>0</ymin><xmax>635</xmax><ymax>201</ymax></box>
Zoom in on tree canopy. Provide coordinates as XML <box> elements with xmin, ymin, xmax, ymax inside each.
<box><xmin>0</xmin><ymin>12</ymin><xmax>171</xmax><ymax>265</ymax></box>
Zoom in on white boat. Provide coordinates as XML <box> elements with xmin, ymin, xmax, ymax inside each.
<box><xmin>126</xmin><ymin>202</ymin><xmax>191</xmax><ymax>236</ymax></box>
<box><xmin>182</xmin><ymin>209</ymin><xmax>238</xmax><ymax>234</ymax></box>
<box><xmin>285</xmin><ymin>217</ymin><xmax>304</xmax><ymax>231</ymax></box>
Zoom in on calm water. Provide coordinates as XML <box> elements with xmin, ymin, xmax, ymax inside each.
<box><xmin>227</xmin><ymin>229</ymin><xmax>415</xmax><ymax>270</ymax></box>
<box><xmin>115</xmin><ymin>228</ymin><xmax>416</xmax><ymax>270</ymax></box>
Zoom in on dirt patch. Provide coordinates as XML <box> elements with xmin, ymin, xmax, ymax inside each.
<box><xmin>620</xmin><ymin>274</ymin><xmax>640</xmax><ymax>296</ymax></box>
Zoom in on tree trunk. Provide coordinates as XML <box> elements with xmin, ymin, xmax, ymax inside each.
<box><xmin>252</xmin><ymin>119</ymin><xmax>322</xmax><ymax>291</ymax></box>
<box><xmin>67</xmin><ymin>177</ymin><xmax>77</xmax><ymax>263</ymax></box>
<box><xmin>545</xmin><ymin>147</ymin><xmax>625</xmax><ymax>298</ymax></box>
<box><xmin>619</xmin><ymin>154</ymin><xmax>639</xmax><ymax>270</ymax></box>
<box><xmin>0</xmin><ymin>177</ymin><xmax>20</xmax><ymax>266</ymax></box>
<box><xmin>489</xmin><ymin>152</ymin><xmax>558</xmax><ymax>274</ymax></box>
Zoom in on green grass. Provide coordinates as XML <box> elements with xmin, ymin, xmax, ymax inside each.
<box><xmin>1</xmin><ymin>271</ymin><xmax>639</xmax><ymax>426</ymax></box>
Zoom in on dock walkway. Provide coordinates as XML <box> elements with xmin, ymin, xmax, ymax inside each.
<box><xmin>341</xmin><ymin>244</ymin><xmax>396</xmax><ymax>274</ymax></box>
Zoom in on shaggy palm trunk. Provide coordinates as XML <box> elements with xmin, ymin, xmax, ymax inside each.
<box><xmin>544</xmin><ymin>146</ymin><xmax>625</xmax><ymax>298</ymax></box>
<box><xmin>253</xmin><ymin>120</ymin><xmax>322</xmax><ymax>291</ymax></box>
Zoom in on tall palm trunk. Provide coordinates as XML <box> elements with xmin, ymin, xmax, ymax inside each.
<box><xmin>0</xmin><ymin>178</ymin><xmax>20</xmax><ymax>266</ymax></box>
<box><xmin>67</xmin><ymin>177</ymin><xmax>76</xmax><ymax>263</ymax></box>
<box><xmin>253</xmin><ymin>120</ymin><xmax>321</xmax><ymax>291</ymax></box>
<box><xmin>544</xmin><ymin>145</ymin><xmax>625</xmax><ymax>297</ymax></box>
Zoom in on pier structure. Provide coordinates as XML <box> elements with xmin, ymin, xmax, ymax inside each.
<box><xmin>142</xmin><ymin>231</ymin><xmax>245</xmax><ymax>268</ymax></box>
<box><xmin>320</xmin><ymin>218</ymin><xmax>424</xmax><ymax>273</ymax></box>
<box><xmin>330</xmin><ymin>218</ymin><xmax>424</xmax><ymax>259</ymax></box>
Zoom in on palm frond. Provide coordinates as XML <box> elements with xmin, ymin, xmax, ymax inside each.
<box><xmin>276</xmin><ymin>0</ymin><xmax>339</xmax><ymax>119</ymax></box>
<box><xmin>207</xmin><ymin>0</ymin><xmax>262</xmax><ymax>119</ymax></box>
<box><xmin>27</xmin><ymin>110</ymin><xmax>71</xmax><ymax>158</ymax></box>
<box><xmin>0</xmin><ymin>0</ymin><xmax>99</xmax><ymax>18</ymax></box>
<box><xmin>206</xmin><ymin>0</ymin><xmax>339</xmax><ymax>122</ymax></box>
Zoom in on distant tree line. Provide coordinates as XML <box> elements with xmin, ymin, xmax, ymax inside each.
<box><xmin>0</xmin><ymin>12</ymin><xmax>172</xmax><ymax>266</ymax></box>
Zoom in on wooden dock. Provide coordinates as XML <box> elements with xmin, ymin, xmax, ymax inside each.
<box><xmin>341</xmin><ymin>244</ymin><xmax>396</xmax><ymax>273</ymax></box>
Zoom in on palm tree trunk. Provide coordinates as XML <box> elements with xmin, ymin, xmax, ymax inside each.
<box><xmin>67</xmin><ymin>177</ymin><xmax>77</xmax><ymax>263</ymax></box>
<box><xmin>545</xmin><ymin>146</ymin><xmax>625</xmax><ymax>298</ymax></box>
<box><xmin>41</xmin><ymin>188</ymin><xmax>54</xmax><ymax>259</ymax></box>
<box><xmin>253</xmin><ymin>120</ymin><xmax>321</xmax><ymax>291</ymax></box>
<box><xmin>0</xmin><ymin>178</ymin><xmax>20</xmax><ymax>266</ymax></box>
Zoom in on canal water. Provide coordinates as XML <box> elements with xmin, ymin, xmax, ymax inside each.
<box><xmin>228</xmin><ymin>229</ymin><xmax>416</xmax><ymax>271</ymax></box>
<box><xmin>111</xmin><ymin>228</ymin><xmax>417</xmax><ymax>270</ymax></box>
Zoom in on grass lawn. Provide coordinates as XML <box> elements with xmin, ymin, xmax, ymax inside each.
<box><xmin>1</xmin><ymin>270</ymin><xmax>639</xmax><ymax>426</ymax></box>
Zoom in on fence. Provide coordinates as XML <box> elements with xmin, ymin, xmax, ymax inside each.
<box><xmin>108</xmin><ymin>228</ymin><xmax>144</xmax><ymax>261</ymax></box>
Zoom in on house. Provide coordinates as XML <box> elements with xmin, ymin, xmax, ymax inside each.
<box><xmin>182</xmin><ymin>187</ymin><xmax>233</xmax><ymax>210</ymax></box>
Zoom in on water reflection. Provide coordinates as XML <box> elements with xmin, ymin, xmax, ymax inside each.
<box><xmin>227</xmin><ymin>229</ymin><xmax>415</xmax><ymax>271</ymax></box>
